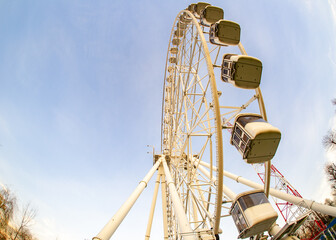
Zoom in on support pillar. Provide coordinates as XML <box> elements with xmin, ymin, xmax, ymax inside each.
<box><xmin>93</xmin><ymin>159</ymin><xmax>162</xmax><ymax>240</ymax></box>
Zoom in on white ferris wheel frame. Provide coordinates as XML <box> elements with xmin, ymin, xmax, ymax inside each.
<box><xmin>92</xmin><ymin>8</ymin><xmax>336</xmax><ymax>240</ymax></box>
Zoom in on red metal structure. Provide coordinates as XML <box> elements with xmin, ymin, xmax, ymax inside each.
<box><xmin>254</xmin><ymin>163</ymin><xmax>327</xmax><ymax>239</ymax></box>
<box><xmin>255</xmin><ymin>164</ymin><xmax>304</xmax><ymax>222</ymax></box>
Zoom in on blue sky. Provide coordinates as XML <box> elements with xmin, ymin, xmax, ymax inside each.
<box><xmin>0</xmin><ymin>0</ymin><xmax>335</xmax><ymax>239</ymax></box>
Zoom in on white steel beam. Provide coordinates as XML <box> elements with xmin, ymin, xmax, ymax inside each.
<box><xmin>224</xmin><ymin>170</ymin><xmax>336</xmax><ymax>217</ymax></box>
<box><xmin>162</xmin><ymin>156</ymin><xmax>197</xmax><ymax>240</ymax></box>
<box><xmin>160</xmin><ymin>166</ymin><xmax>169</xmax><ymax>240</ymax></box>
<box><xmin>145</xmin><ymin>172</ymin><xmax>161</xmax><ymax>240</ymax></box>
<box><xmin>93</xmin><ymin>159</ymin><xmax>162</xmax><ymax>240</ymax></box>
<box><xmin>192</xmin><ymin>158</ymin><xmax>236</xmax><ymax>201</ymax></box>
<box><xmin>198</xmin><ymin>160</ymin><xmax>336</xmax><ymax>218</ymax></box>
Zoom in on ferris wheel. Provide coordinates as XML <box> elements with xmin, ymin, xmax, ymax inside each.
<box><xmin>92</xmin><ymin>3</ymin><xmax>336</xmax><ymax>240</ymax></box>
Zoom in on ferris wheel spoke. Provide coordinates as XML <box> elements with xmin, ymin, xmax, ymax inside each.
<box><xmin>220</xmin><ymin>109</ymin><xmax>240</xmax><ymax>117</ymax></box>
<box><xmin>191</xmin><ymin>45</ymin><xmax>218</xmax><ymax>70</ymax></box>
<box><xmin>219</xmin><ymin>94</ymin><xmax>259</xmax><ymax>127</ymax></box>
<box><xmin>183</xmin><ymin>97</ymin><xmax>191</xmax><ymax>132</ymax></box>
<box><xmin>189</xmin><ymin>125</ymin><xmax>215</xmax><ymax>135</ymax></box>
<box><xmin>219</xmin><ymin>94</ymin><xmax>258</xmax><ymax>112</ymax></box>
<box><xmin>187</xmin><ymin>74</ymin><xmax>210</xmax><ymax>97</ymax></box>
<box><xmin>185</xmin><ymin>98</ymin><xmax>210</xmax><ymax>132</ymax></box>
<box><xmin>197</xmin><ymin>74</ymin><xmax>211</xmax><ymax>95</ymax></box>
<box><xmin>184</xmin><ymin>38</ymin><xmax>201</xmax><ymax>93</ymax></box>
<box><xmin>178</xmin><ymin>133</ymin><xmax>211</xmax><ymax>161</ymax></box>
<box><xmin>186</xmin><ymin>79</ymin><xmax>211</xmax><ymax>129</ymax></box>
<box><xmin>185</xmin><ymin>98</ymin><xmax>213</xmax><ymax>132</ymax></box>
<box><xmin>189</xmin><ymin>179</ymin><xmax>214</xmax><ymax>220</ymax></box>
<box><xmin>194</xmin><ymin>137</ymin><xmax>210</xmax><ymax>165</ymax></box>
<box><xmin>189</xmin><ymin>186</ymin><xmax>213</xmax><ymax>225</ymax></box>
<box><xmin>213</xmin><ymin>46</ymin><xmax>222</xmax><ymax>65</ymax></box>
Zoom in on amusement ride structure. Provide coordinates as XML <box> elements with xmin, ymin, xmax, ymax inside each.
<box><xmin>93</xmin><ymin>3</ymin><xmax>336</xmax><ymax>240</ymax></box>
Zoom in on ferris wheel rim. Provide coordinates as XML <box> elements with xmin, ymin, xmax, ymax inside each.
<box><xmin>161</xmin><ymin>9</ymin><xmax>224</xmax><ymax>236</ymax></box>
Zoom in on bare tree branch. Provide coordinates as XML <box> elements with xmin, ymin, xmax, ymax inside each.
<box><xmin>0</xmin><ymin>188</ymin><xmax>37</xmax><ymax>240</ymax></box>
<box><xmin>12</xmin><ymin>203</ymin><xmax>37</xmax><ymax>240</ymax></box>
<box><xmin>325</xmin><ymin>163</ymin><xmax>336</xmax><ymax>199</ymax></box>
<box><xmin>323</xmin><ymin>130</ymin><xmax>336</xmax><ymax>150</ymax></box>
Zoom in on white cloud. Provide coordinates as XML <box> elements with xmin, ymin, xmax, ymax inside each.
<box><xmin>31</xmin><ymin>217</ymin><xmax>59</xmax><ymax>240</ymax></box>
<box><xmin>314</xmin><ymin>174</ymin><xmax>332</xmax><ymax>203</ymax></box>
<box><xmin>329</xmin><ymin>0</ymin><xmax>336</xmax><ymax>27</ymax></box>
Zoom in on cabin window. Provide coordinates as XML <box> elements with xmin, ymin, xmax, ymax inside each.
<box><xmin>233</xmin><ymin>134</ymin><xmax>240</xmax><ymax>147</ymax></box>
<box><xmin>240</xmin><ymin>142</ymin><xmax>246</xmax><ymax>152</ymax></box>
<box><xmin>231</xmin><ymin>203</ymin><xmax>248</xmax><ymax>233</ymax></box>
<box><xmin>235</xmin><ymin>127</ymin><xmax>242</xmax><ymax>137</ymax></box>
<box><xmin>232</xmin><ymin>124</ymin><xmax>250</xmax><ymax>154</ymax></box>
<box><xmin>223</xmin><ymin>60</ymin><xmax>233</xmax><ymax>68</ymax></box>
<box><xmin>223</xmin><ymin>68</ymin><xmax>229</xmax><ymax>75</ymax></box>
<box><xmin>238</xmin><ymin>192</ymin><xmax>268</xmax><ymax>211</ymax></box>
<box><xmin>237</xmin><ymin>116</ymin><xmax>265</xmax><ymax>127</ymax></box>
<box><xmin>242</xmin><ymin>134</ymin><xmax>248</xmax><ymax>143</ymax></box>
